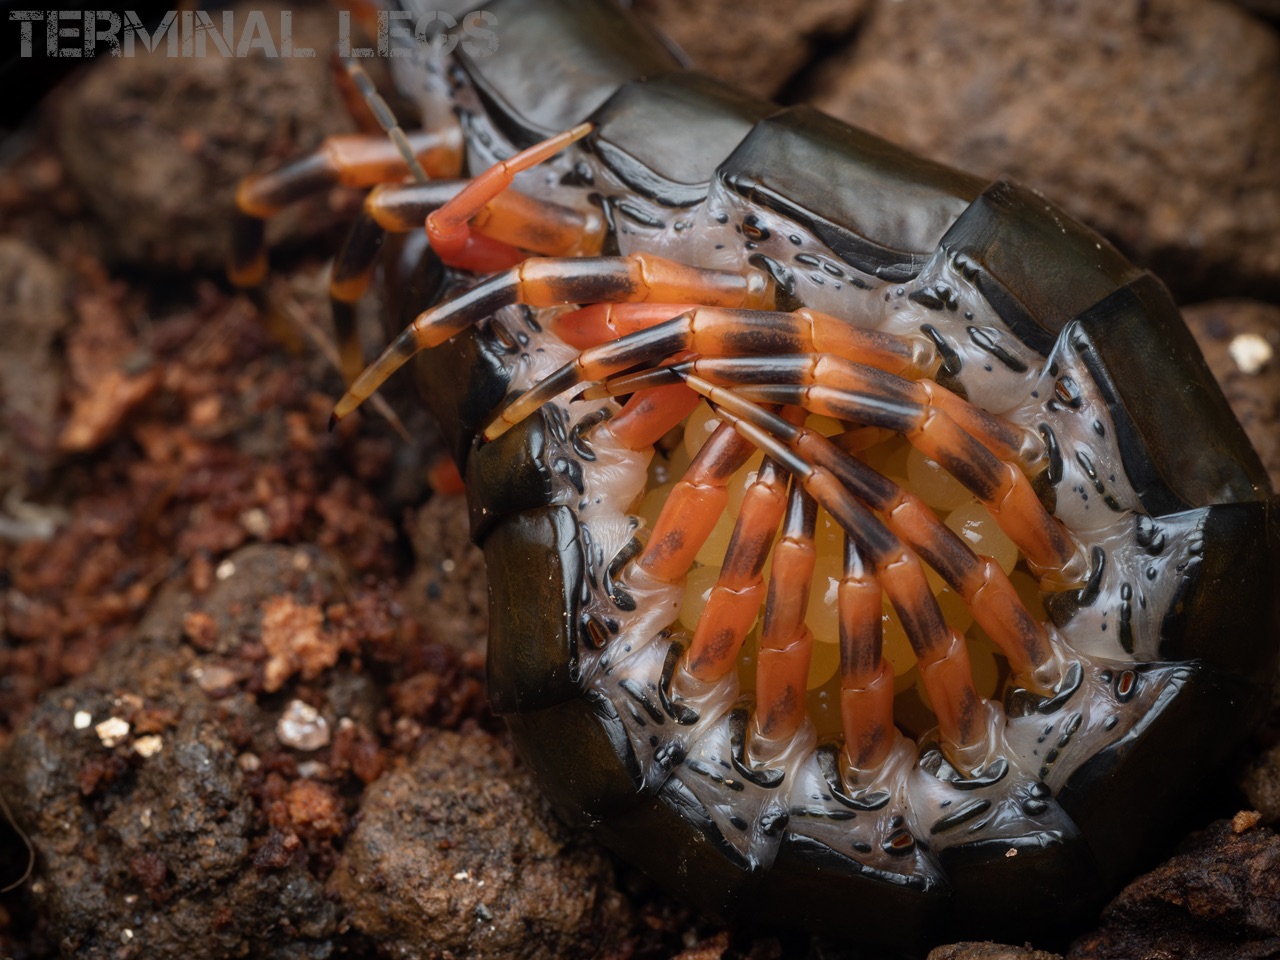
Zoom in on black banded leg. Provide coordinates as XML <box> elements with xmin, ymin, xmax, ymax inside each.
<box><xmin>229</xmin><ymin>128</ymin><xmax>463</xmax><ymax>287</ymax></box>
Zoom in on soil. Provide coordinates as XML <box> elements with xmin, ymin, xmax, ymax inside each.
<box><xmin>1</xmin><ymin>2</ymin><xmax>1278</xmax><ymax>960</ymax></box>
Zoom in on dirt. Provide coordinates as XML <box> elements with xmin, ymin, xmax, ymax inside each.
<box><xmin>1</xmin><ymin>2</ymin><xmax>1278</xmax><ymax>960</ymax></box>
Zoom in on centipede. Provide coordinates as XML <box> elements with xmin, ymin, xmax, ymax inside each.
<box><xmin>230</xmin><ymin>0</ymin><xmax>1280</xmax><ymax>949</ymax></box>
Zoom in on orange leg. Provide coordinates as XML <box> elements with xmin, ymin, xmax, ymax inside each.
<box><xmin>426</xmin><ymin>123</ymin><xmax>602</xmax><ymax>271</ymax></box>
<box><xmin>481</xmin><ymin>305</ymin><xmax>937</xmax><ymax>441</ymax></box>
<box><xmin>837</xmin><ymin>542</ymin><xmax>897</xmax><ymax>772</ymax></box>
<box><xmin>552</xmin><ymin>303</ymin><xmax>701</xmax><ymax>350</ymax></box>
<box><xmin>634</xmin><ymin>422</ymin><xmax>756</xmax><ymax>583</ymax></box>
<box><xmin>331</xmin><ymin>255</ymin><xmax>775</xmax><ymax>423</ymax></box>
<box><xmin>329</xmin><ymin>176</ymin><xmax>607</xmax><ymax>382</ymax></box>
<box><xmin>686</xmin><ymin>378</ymin><xmax>1064</xmax><ymax>701</ymax></box>
<box><xmin>229</xmin><ymin>127</ymin><xmax>463</xmax><ymax>287</ymax></box>
<box><xmin>641</xmin><ymin>355</ymin><xmax>1078</xmax><ymax>579</ymax></box>
<box><xmin>702</xmin><ymin>398</ymin><xmax>990</xmax><ymax>757</ymax></box>
<box><xmin>684</xmin><ymin>456</ymin><xmax>790</xmax><ymax>682</ymax></box>
<box><xmin>604</xmin><ymin>383</ymin><xmax>702</xmax><ymax>451</ymax></box>
<box><xmin>752</xmin><ymin>483</ymin><xmax>818</xmax><ymax>748</ymax></box>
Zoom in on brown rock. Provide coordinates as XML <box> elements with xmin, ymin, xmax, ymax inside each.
<box><xmin>809</xmin><ymin>0</ymin><xmax>1280</xmax><ymax>301</ymax></box>
<box><xmin>404</xmin><ymin>492</ymin><xmax>489</xmax><ymax>656</ymax></box>
<box><xmin>1241</xmin><ymin>746</ymin><xmax>1280</xmax><ymax>826</ymax></box>
<box><xmin>0</xmin><ymin>544</ymin><xmax>357</xmax><ymax>959</ymax></box>
<box><xmin>929</xmin><ymin>944</ymin><xmax>1063</xmax><ymax>960</ymax></box>
<box><xmin>55</xmin><ymin>1</ymin><xmax>357</xmax><ymax>271</ymax></box>
<box><xmin>1183</xmin><ymin>300</ymin><xmax>1280</xmax><ymax>489</ymax></box>
<box><xmin>634</xmin><ymin>0</ymin><xmax>869</xmax><ymax>99</ymax></box>
<box><xmin>0</xmin><ymin>239</ymin><xmax>71</xmax><ymax>494</ymax></box>
<box><xmin>1067</xmin><ymin>819</ymin><xmax>1280</xmax><ymax>959</ymax></box>
<box><xmin>330</xmin><ymin>726</ymin><xmax>632</xmax><ymax>960</ymax></box>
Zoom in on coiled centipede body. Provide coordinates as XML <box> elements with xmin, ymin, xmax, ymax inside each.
<box><xmin>231</xmin><ymin>0</ymin><xmax>1280</xmax><ymax>948</ymax></box>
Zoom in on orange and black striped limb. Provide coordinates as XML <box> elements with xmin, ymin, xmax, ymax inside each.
<box><xmin>331</xmin><ymin>254</ymin><xmax>774</xmax><ymax>424</ymax></box>
<box><xmin>229</xmin><ymin>127</ymin><xmax>463</xmax><ymax>288</ymax></box>
<box><xmin>633</xmin><ymin>421</ymin><xmax>756</xmax><ymax>584</ymax></box>
<box><xmin>836</xmin><ymin>542</ymin><xmax>898</xmax><ymax>772</ymax></box>
<box><xmin>752</xmin><ymin>482</ymin><xmax>819</xmax><ymax>749</ymax></box>
<box><xmin>697</xmin><ymin>387</ymin><xmax>992</xmax><ymax>760</ymax></box>
<box><xmin>687</xmin><ymin>378</ymin><xmax>1064</xmax><ymax>694</ymax></box>
<box><xmin>425</xmin><ymin>123</ymin><xmax>603</xmax><ymax>272</ymax></box>
<box><xmin>480</xmin><ymin>304</ymin><xmax>935</xmax><ymax>441</ymax></box>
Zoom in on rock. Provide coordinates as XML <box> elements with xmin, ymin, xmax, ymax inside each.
<box><xmin>1241</xmin><ymin>745</ymin><xmax>1280</xmax><ymax>826</ymax></box>
<box><xmin>0</xmin><ymin>239</ymin><xmax>71</xmax><ymax>495</ymax></box>
<box><xmin>1067</xmin><ymin>819</ymin><xmax>1280</xmax><ymax>959</ymax></box>
<box><xmin>929</xmin><ymin>944</ymin><xmax>1063</xmax><ymax>960</ymax></box>
<box><xmin>55</xmin><ymin>1</ymin><xmax>357</xmax><ymax>271</ymax></box>
<box><xmin>330</xmin><ymin>726</ymin><xmax>633</xmax><ymax>960</ymax></box>
<box><xmin>633</xmin><ymin>0</ymin><xmax>868</xmax><ymax>99</ymax></box>
<box><xmin>1183</xmin><ymin>300</ymin><xmax>1280</xmax><ymax>489</ymax></box>
<box><xmin>0</xmin><ymin>544</ymin><xmax>357</xmax><ymax>959</ymax></box>
<box><xmin>809</xmin><ymin>0</ymin><xmax>1280</xmax><ymax>301</ymax></box>
<box><xmin>404</xmin><ymin>492</ymin><xmax>488</xmax><ymax>657</ymax></box>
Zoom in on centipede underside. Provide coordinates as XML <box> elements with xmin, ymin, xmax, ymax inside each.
<box><xmin>417</xmin><ymin>43</ymin><xmax>1276</xmax><ymax>956</ymax></box>
<box><xmin>235</xmin><ymin>0</ymin><xmax>1280</xmax><ymax>949</ymax></box>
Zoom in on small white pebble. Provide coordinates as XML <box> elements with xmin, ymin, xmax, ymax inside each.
<box><xmin>297</xmin><ymin>760</ymin><xmax>330</xmax><ymax>779</ymax></box>
<box><xmin>215</xmin><ymin>560</ymin><xmax>236</xmax><ymax>580</ymax></box>
<box><xmin>277</xmin><ymin>700</ymin><xmax>330</xmax><ymax>751</ymax></box>
<box><xmin>240</xmin><ymin>508</ymin><xmax>270</xmax><ymax>538</ymax></box>
<box><xmin>121</xmin><ymin>928</ymin><xmax>134</xmax><ymax>942</ymax></box>
<box><xmin>237</xmin><ymin>752</ymin><xmax>262</xmax><ymax>773</ymax></box>
<box><xmin>453</xmin><ymin>870</ymin><xmax>470</xmax><ymax>881</ymax></box>
<box><xmin>73</xmin><ymin>710</ymin><xmax>92</xmax><ymax>730</ymax></box>
<box><xmin>95</xmin><ymin>717</ymin><xmax>130</xmax><ymax>748</ymax></box>
<box><xmin>441</xmin><ymin>558</ymin><xmax>456</xmax><ymax>573</ymax></box>
<box><xmin>133</xmin><ymin>735</ymin><xmax>164</xmax><ymax>759</ymax></box>
<box><xmin>1228</xmin><ymin>332</ymin><xmax>1273</xmax><ymax>375</ymax></box>
<box><xmin>1005</xmin><ymin>847</ymin><xmax>1019</xmax><ymax>858</ymax></box>
<box><xmin>139</xmin><ymin>809</ymin><xmax>152</xmax><ymax>830</ymax></box>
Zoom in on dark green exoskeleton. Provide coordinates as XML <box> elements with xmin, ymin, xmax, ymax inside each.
<box><xmin>283</xmin><ymin>0</ymin><xmax>1280</xmax><ymax>949</ymax></box>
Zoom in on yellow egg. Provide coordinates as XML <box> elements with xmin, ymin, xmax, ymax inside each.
<box><xmin>805</xmin><ymin>414</ymin><xmax>846</xmax><ymax>437</ymax></box>
<box><xmin>681</xmin><ymin>401</ymin><xmax>721</xmax><ymax>461</ymax></box>
<box><xmin>806</xmin><ymin>551</ymin><xmax>843</xmax><ymax>644</ymax></box>
<box><xmin>945</xmin><ymin>499</ymin><xmax>1020</xmax><ymax>573</ymax></box>
<box><xmin>860</xmin><ymin>437</ymin><xmax>911</xmax><ymax>482</ymax></box>
<box><xmin>807</xmin><ymin>634</ymin><xmax>841</xmax><ymax>690</ymax></box>
<box><xmin>905</xmin><ymin>445</ymin><xmax>974</xmax><ymax>511</ymax></box>
<box><xmin>881</xmin><ymin>602</ymin><xmax>917</xmax><ymax>676</ymax></box>
<box><xmin>694</xmin><ymin>508</ymin><xmax>737</xmax><ymax>566</ymax></box>
<box><xmin>893</xmin><ymin>664</ymin><xmax>920</xmax><ymax>695</ymax></box>
<box><xmin>725</xmin><ymin>450</ymin><xmax>765</xmax><ymax>516</ymax></box>
<box><xmin>969</xmin><ymin>643</ymin><xmax>1000</xmax><ymax>700</ymax></box>
<box><xmin>1008</xmin><ymin>567</ymin><xmax>1048</xmax><ymax>621</ymax></box>
<box><xmin>678</xmin><ymin>564</ymin><xmax>720</xmax><ymax>633</ymax></box>
<box><xmin>636</xmin><ymin>482</ymin><xmax>675</xmax><ymax>531</ymax></box>
<box><xmin>935</xmin><ymin>586</ymin><xmax>973</xmax><ymax>634</ymax></box>
<box><xmin>805</xmin><ymin>675</ymin><xmax>845</xmax><ymax>737</ymax></box>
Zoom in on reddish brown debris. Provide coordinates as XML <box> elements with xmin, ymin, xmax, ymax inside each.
<box><xmin>260</xmin><ymin>595</ymin><xmax>343</xmax><ymax>693</ymax></box>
